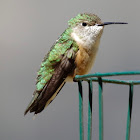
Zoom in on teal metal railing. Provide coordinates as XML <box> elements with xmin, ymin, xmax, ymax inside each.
<box><xmin>74</xmin><ymin>71</ymin><xmax>140</xmax><ymax>140</ymax></box>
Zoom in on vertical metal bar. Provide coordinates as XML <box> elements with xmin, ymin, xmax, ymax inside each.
<box><xmin>78</xmin><ymin>81</ymin><xmax>84</xmax><ymax>140</ymax></box>
<box><xmin>126</xmin><ymin>84</ymin><xmax>134</xmax><ymax>140</ymax></box>
<box><xmin>98</xmin><ymin>77</ymin><xmax>103</xmax><ymax>140</ymax></box>
<box><xmin>87</xmin><ymin>80</ymin><xmax>93</xmax><ymax>140</ymax></box>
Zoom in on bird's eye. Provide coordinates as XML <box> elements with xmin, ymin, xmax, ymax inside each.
<box><xmin>82</xmin><ymin>22</ymin><xmax>87</xmax><ymax>26</ymax></box>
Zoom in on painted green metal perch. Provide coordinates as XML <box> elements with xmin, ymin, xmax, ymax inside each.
<box><xmin>74</xmin><ymin>71</ymin><xmax>140</xmax><ymax>140</ymax></box>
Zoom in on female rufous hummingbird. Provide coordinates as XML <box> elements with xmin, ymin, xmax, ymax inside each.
<box><xmin>24</xmin><ymin>13</ymin><xmax>127</xmax><ymax>115</ymax></box>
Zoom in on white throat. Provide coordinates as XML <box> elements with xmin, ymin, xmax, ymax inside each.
<box><xmin>71</xmin><ymin>25</ymin><xmax>104</xmax><ymax>51</ymax></box>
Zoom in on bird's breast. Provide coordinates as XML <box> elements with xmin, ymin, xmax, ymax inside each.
<box><xmin>66</xmin><ymin>31</ymin><xmax>102</xmax><ymax>82</ymax></box>
<box><xmin>75</xmin><ymin>38</ymin><xmax>101</xmax><ymax>75</ymax></box>
<box><xmin>75</xmin><ymin>47</ymin><xmax>95</xmax><ymax>75</ymax></box>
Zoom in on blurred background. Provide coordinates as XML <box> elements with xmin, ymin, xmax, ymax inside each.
<box><xmin>0</xmin><ymin>0</ymin><xmax>140</xmax><ymax>140</ymax></box>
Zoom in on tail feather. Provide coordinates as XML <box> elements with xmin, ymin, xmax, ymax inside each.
<box><xmin>24</xmin><ymin>93</ymin><xmax>39</xmax><ymax>115</ymax></box>
<box><xmin>24</xmin><ymin>53</ymin><xmax>76</xmax><ymax>115</ymax></box>
<box><xmin>24</xmin><ymin>82</ymin><xmax>65</xmax><ymax>115</ymax></box>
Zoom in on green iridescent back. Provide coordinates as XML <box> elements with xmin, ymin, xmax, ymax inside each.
<box><xmin>36</xmin><ymin>28</ymin><xmax>78</xmax><ymax>91</ymax></box>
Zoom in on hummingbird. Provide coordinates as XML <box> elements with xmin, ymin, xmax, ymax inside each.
<box><xmin>24</xmin><ymin>13</ymin><xmax>127</xmax><ymax>115</ymax></box>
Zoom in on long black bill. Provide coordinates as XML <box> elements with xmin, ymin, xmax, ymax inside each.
<box><xmin>98</xmin><ymin>22</ymin><xmax>128</xmax><ymax>26</ymax></box>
